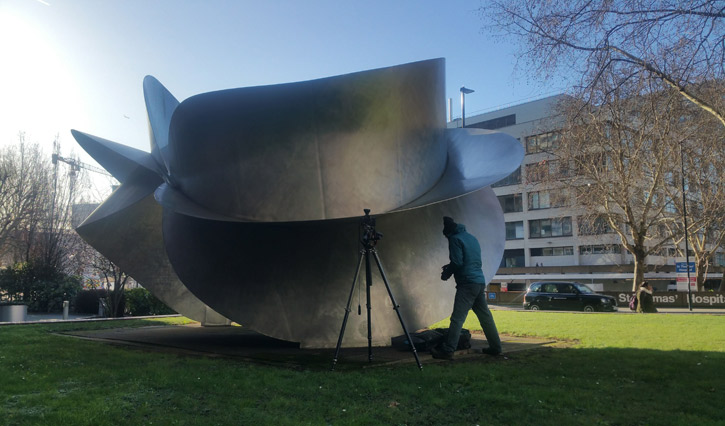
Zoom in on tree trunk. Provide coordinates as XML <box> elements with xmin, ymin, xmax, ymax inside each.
<box><xmin>695</xmin><ymin>256</ymin><xmax>708</xmax><ymax>292</ymax></box>
<box><xmin>107</xmin><ymin>289</ymin><xmax>124</xmax><ymax>318</ymax></box>
<box><xmin>632</xmin><ymin>255</ymin><xmax>646</xmax><ymax>292</ymax></box>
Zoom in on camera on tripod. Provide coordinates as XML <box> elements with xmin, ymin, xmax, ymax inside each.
<box><xmin>360</xmin><ymin>209</ymin><xmax>383</xmax><ymax>247</ymax></box>
<box><xmin>332</xmin><ymin>208</ymin><xmax>422</xmax><ymax>370</ymax></box>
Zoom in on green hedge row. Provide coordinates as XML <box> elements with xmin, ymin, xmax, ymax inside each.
<box><xmin>75</xmin><ymin>287</ymin><xmax>175</xmax><ymax>317</ymax></box>
<box><xmin>1</xmin><ymin>262</ymin><xmax>175</xmax><ymax>316</ymax></box>
<box><xmin>124</xmin><ymin>288</ymin><xmax>176</xmax><ymax>316</ymax></box>
<box><xmin>0</xmin><ymin>262</ymin><xmax>82</xmax><ymax>312</ymax></box>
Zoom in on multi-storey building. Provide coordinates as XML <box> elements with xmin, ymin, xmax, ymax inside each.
<box><xmin>449</xmin><ymin>95</ymin><xmax>723</xmax><ymax>292</ymax></box>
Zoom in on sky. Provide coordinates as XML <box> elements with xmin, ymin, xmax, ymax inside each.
<box><xmin>0</xmin><ymin>0</ymin><xmax>565</xmax><ymax>171</ymax></box>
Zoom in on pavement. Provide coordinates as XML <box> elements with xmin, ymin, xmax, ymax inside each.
<box><xmin>25</xmin><ymin>312</ymin><xmax>95</xmax><ymax>322</ymax></box>
<box><xmin>57</xmin><ymin>323</ymin><xmax>556</xmax><ymax>370</ymax></box>
<box><xmin>5</xmin><ymin>306</ymin><xmax>720</xmax><ymax>370</ymax></box>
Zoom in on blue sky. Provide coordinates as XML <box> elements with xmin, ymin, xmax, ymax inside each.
<box><xmin>0</xmin><ymin>0</ymin><xmax>565</xmax><ymax>161</ymax></box>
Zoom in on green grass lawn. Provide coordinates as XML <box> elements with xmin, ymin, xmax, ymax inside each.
<box><xmin>1</xmin><ymin>312</ymin><xmax>723</xmax><ymax>425</ymax></box>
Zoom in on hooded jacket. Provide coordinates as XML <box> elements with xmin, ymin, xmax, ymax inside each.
<box><xmin>444</xmin><ymin>223</ymin><xmax>486</xmax><ymax>285</ymax></box>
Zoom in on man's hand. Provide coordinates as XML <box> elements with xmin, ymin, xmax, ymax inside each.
<box><xmin>441</xmin><ymin>264</ymin><xmax>453</xmax><ymax>281</ymax></box>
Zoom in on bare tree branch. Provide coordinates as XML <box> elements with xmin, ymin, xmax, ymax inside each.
<box><xmin>486</xmin><ymin>0</ymin><xmax>725</xmax><ymax>125</ymax></box>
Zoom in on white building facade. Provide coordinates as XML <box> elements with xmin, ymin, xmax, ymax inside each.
<box><xmin>450</xmin><ymin>95</ymin><xmax>724</xmax><ymax>292</ymax></box>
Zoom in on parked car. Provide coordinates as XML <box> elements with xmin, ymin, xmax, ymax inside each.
<box><xmin>523</xmin><ymin>281</ymin><xmax>618</xmax><ymax>312</ymax></box>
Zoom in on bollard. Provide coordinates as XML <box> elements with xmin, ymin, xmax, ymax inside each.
<box><xmin>62</xmin><ymin>300</ymin><xmax>69</xmax><ymax>320</ymax></box>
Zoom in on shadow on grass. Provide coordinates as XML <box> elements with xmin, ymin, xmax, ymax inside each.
<box><xmin>1</xmin><ymin>319</ymin><xmax>723</xmax><ymax>425</ymax></box>
<box><xmin>403</xmin><ymin>346</ymin><xmax>724</xmax><ymax>425</ymax></box>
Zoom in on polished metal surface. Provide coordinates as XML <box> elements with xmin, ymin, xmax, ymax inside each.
<box><xmin>166</xmin><ymin>58</ymin><xmax>447</xmax><ymax>222</ymax></box>
<box><xmin>72</xmin><ymin>58</ymin><xmax>522</xmax><ymax>347</ymax></box>
<box><xmin>162</xmin><ymin>187</ymin><xmax>503</xmax><ymax>348</ymax></box>
<box><xmin>71</xmin><ymin>130</ymin><xmax>162</xmax><ymax>181</ymax></box>
<box><xmin>78</xmin><ymin>189</ymin><xmax>229</xmax><ymax>326</ymax></box>
<box><xmin>73</xmin><ymin>139</ymin><xmax>229</xmax><ymax>325</ymax></box>
<box><xmin>143</xmin><ymin>75</ymin><xmax>179</xmax><ymax>175</ymax></box>
<box><xmin>395</xmin><ymin>128</ymin><xmax>526</xmax><ymax>210</ymax></box>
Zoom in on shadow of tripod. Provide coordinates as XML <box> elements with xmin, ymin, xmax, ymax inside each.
<box><xmin>331</xmin><ymin>209</ymin><xmax>423</xmax><ymax>371</ymax></box>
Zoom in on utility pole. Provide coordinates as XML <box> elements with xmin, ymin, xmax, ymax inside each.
<box><xmin>680</xmin><ymin>141</ymin><xmax>693</xmax><ymax>311</ymax></box>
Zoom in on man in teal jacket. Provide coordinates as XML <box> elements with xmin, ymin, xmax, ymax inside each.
<box><xmin>431</xmin><ymin>216</ymin><xmax>502</xmax><ymax>359</ymax></box>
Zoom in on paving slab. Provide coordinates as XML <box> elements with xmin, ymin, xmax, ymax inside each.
<box><xmin>60</xmin><ymin>324</ymin><xmax>556</xmax><ymax>370</ymax></box>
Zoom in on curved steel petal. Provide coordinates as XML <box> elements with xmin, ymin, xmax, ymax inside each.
<box><xmin>162</xmin><ymin>187</ymin><xmax>503</xmax><ymax>348</ymax></box>
<box><xmin>70</xmin><ymin>130</ymin><xmax>163</xmax><ymax>182</ymax></box>
<box><xmin>154</xmin><ymin>183</ymin><xmax>245</xmax><ymax>222</ymax></box>
<box><xmin>77</xmin><ymin>179</ymin><xmax>229</xmax><ymax>325</ymax></box>
<box><xmin>143</xmin><ymin>75</ymin><xmax>179</xmax><ymax>174</ymax></box>
<box><xmin>166</xmin><ymin>58</ymin><xmax>447</xmax><ymax>222</ymax></box>
<box><xmin>394</xmin><ymin>128</ymin><xmax>525</xmax><ymax>210</ymax></box>
<box><xmin>78</xmin><ymin>169</ymin><xmax>162</xmax><ymax>228</ymax></box>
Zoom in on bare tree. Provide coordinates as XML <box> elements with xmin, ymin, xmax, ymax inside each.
<box><xmin>486</xmin><ymin>0</ymin><xmax>725</xmax><ymax>126</ymax></box>
<box><xmin>14</xmin><ymin>138</ymin><xmax>86</xmax><ymax>272</ymax></box>
<box><xmin>0</xmin><ymin>135</ymin><xmax>91</xmax><ymax>272</ymax></box>
<box><xmin>87</xmin><ymin>248</ymin><xmax>130</xmax><ymax>317</ymax></box>
<box><xmin>0</xmin><ymin>135</ymin><xmax>95</xmax><ymax>310</ymax></box>
<box><xmin>662</xmin><ymin>93</ymin><xmax>725</xmax><ymax>290</ymax></box>
<box><xmin>554</xmin><ymin>72</ymin><xmax>685</xmax><ymax>291</ymax></box>
<box><xmin>0</xmin><ymin>135</ymin><xmax>50</xmax><ymax>263</ymax></box>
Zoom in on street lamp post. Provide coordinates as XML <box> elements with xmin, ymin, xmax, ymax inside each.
<box><xmin>460</xmin><ymin>86</ymin><xmax>474</xmax><ymax>128</ymax></box>
<box><xmin>680</xmin><ymin>141</ymin><xmax>693</xmax><ymax>311</ymax></box>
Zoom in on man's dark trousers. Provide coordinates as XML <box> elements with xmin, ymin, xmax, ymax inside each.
<box><xmin>441</xmin><ymin>283</ymin><xmax>502</xmax><ymax>353</ymax></box>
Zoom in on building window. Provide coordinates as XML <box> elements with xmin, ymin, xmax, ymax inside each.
<box><xmin>528</xmin><ymin>189</ymin><xmax>569</xmax><ymax>210</ymax></box>
<box><xmin>664</xmin><ymin>196</ymin><xmax>677</xmax><ymax>214</ymax></box>
<box><xmin>492</xmin><ymin>166</ymin><xmax>521</xmax><ymax>187</ymax></box>
<box><xmin>498</xmin><ymin>193</ymin><xmax>523</xmax><ymax>213</ymax></box>
<box><xmin>500</xmin><ymin>249</ymin><xmax>525</xmax><ymax>268</ymax></box>
<box><xmin>715</xmin><ymin>252</ymin><xmax>725</xmax><ymax>266</ymax></box>
<box><xmin>530</xmin><ymin>246</ymin><xmax>574</xmax><ymax>256</ymax></box>
<box><xmin>575</xmin><ymin>152</ymin><xmax>608</xmax><ymax>175</ymax></box>
<box><xmin>469</xmin><ymin>114</ymin><xmax>516</xmax><ymax>130</ymax></box>
<box><xmin>578</xmin><ymin>215</ymin><xmax>614</xmax><ymax>235</ymax></box>
<box><xmin>579</xmin><ymin>244</ymin><xmax>622</xmax><ymax>255</ymax></box>
<box><xmin>525</xmin><ymin>160</ymin><xmax>567</xmax><ymax>183</ymax></box>
<box><xmin>529</xmin><ymin>217</ymin><xmax>572</xmax><ymax>238</ymax></box>
<box><xmin>525</xmin><ymin>131</ymin><xmax>560</xmax><ymax>154</ymax></box>
<box><xmin>650</xmin><ymin>247</ymin><xmax>677</xmax><ymax>257</ymax></box>
<box><xmin>505</xmin><ymin>221</ymin><xmax>524</xmax><ymax>240</ymax></box>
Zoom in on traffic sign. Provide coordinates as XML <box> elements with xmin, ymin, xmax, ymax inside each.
<box><xmin>676</xmin><ymin>262</ymin><xmax>695</xmax><ymax>273</ymax></box>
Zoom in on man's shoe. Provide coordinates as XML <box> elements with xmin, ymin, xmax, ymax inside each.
<box><xmin>480</xmin><ymin>347</ymin><xmax>502</xmax><ymax>356</ymax></box>
<box><xmin>430</xmin><ymin>346</ymin><xmax>454</xmax><ymax>360</ymax></box>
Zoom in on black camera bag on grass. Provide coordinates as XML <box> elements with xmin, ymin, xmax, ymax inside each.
<box><xmin>391</xmin><ymin>328</ymin><xmax>471</xmax><ymax>351</ymax></box>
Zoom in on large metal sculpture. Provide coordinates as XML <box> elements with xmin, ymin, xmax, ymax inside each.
<box><xmin>72</xmin><ymin>58</ymin><xmax>524</xmax><ymax>348</ymax></box>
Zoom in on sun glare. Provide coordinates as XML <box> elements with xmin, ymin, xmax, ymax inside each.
<box><xmin>0</xmin><ymin>5</ymin><xmax>83</xmax><ymax>147</ymax></box>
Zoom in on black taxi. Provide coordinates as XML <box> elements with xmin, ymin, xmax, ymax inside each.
<box><xmin>523</xmin><ymin>281</ymin><xmax>618</xmax><ymax>312</ymax></box>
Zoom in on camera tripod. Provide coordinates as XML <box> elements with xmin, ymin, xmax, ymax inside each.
<box><xmin>331</xmin><ymin>210</ymin><xmax>422</xmax><ymax>371</ymax></box>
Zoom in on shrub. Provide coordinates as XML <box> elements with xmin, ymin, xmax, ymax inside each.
<box><xmin>0</xmin><ymin>262</ymin><xmax>82</xmax><ymax>312</ymax></box>
<box><xmin>125</xmin><ymin>287</ymin><xmax>175</xmax><ymax>316</ymax></box>
<box><xmin>74</xmin><ymin>289</ymin><xmax>126</xmax><ymax>317</ymax></box>
<box><xmin>74</xmin><ymin>289</ymin><xmax>107</xmax><ymax>314</ymax></box>
<box><xmin>0</xmin><ymin>267</ymin><xmax>21</xmax><ymax>302</ymax></box>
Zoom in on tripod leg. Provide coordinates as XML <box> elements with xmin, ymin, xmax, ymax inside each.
<box><xmin>372</xmin><ymin>250</ymin><xmax>423</xmax><ymax>370</ymax></box>
<box><xmin>331</xmin><ymin>250</ymin><xmax>364</xmax><ymax>371</ymax></box>
<box><xmin>365</xmin><ymin>248</ymin><xmax>373</xmax><ymax>362</ymax></box>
